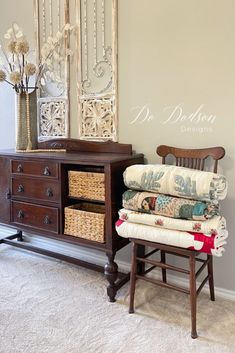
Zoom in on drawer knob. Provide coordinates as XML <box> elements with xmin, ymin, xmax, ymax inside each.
<box><xmin>17</xmin><ymin>184</ymin><xmax>24</xmax><ymax>193</ymax></box>
<box><xmin>46</xmin><ymin>188</ymin><xmax>53</xmax><ymax>197</ymax></box>
<box><xmin>17</xmin><ymin>164</ymin><xmax>23</xmax><ymax>173</ymax></box>
<box><xmin>43</xmin><ymin>167</ymin><xmax>51</xmax><ymax>176</ymax></box>
<box><xmin>44</xmin><ymin>216</ymin><xmax>51</xmax><ymax>225</ymax></box>
<box><xmin>17</xmin><ymin>210</ymin><xmax>24</xmax><ymax>219</ymax></box>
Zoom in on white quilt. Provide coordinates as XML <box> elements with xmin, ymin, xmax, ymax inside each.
<box><xmin>124</xmin><ymin>164</ymin><xmax>228</xmax><ymax>202</ymax></box>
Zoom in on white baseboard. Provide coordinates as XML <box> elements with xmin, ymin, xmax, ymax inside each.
<box><xmin>0</xmin><ymin>225</ymin><xmax>234</xmax><ymax>301</ymax></box>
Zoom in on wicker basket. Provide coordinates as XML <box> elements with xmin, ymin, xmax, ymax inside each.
<box><xmin>64</xmin><ymin>203</ymin><xmax>105</xmax><ymax>243</ymax></box>
<box><xmin>68</xmin><ymin>171</ymin><xmax>105</xmax><ymax>201</ymax></box>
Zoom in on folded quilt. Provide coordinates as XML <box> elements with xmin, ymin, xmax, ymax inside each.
<box><xmin>119</xmin><ymin>208</ymin><xmax>226</xmax><ymax>234</ymax></box>
<box><xmin>116</xmin><ymin>220</ymin><xmax>228</xmax><ymax>257</ymax></box>
<box><xmin>123</xmin><ymin>164</ymin><xmax>228</xmax><ymax>202</ymax></box>
<box><xmin>122</xmin><ymin>190</ymin><xmax>219</xmax><ymax>220</ymax></box>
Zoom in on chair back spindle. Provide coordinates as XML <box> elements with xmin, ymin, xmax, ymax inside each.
<box><xmin>156</xmin><ymin>145</ymin><xmax>225</xmax><ymax>173</ymax></box>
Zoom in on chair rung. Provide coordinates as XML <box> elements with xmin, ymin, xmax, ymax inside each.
<box><xmin>195</xmin><ymin>257</ymin><xmax>207</xmax><ymax>263</ymax></box>
<box><xmin>142</xmin><ymin>265</ymin><xmax>157</xmax><ymax>276</ymax></box>
<box><xmin>136</xmin><ymin>274</ymin><xmax>190</xmax><ymax>294</ymax></box>
<box><xmin>136</xmin><ymin>256</ymin><xmax>190</xmax><ymax>274</ymax></box>
<box><xmin>196</xmin><ymin>259</ymin><xmax>209</xmax><ymax>278</ymax></box>
<box><xmin>196</xmin><ymin>275</ymin><xmax>209</xmax><ymax>296</ymax></box>
<box><xmin>144</xmin><ymin>248</ymin><xmax>159</xmax><ymax>258</ymax></box>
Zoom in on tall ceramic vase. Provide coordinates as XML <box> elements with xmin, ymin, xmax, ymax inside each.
<box><xmin>16</xmin><ymin>90</ymin><xmax>38</xmax><ymax>151</ymax></box>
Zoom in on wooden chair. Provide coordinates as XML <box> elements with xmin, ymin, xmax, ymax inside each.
<box><xmin>128</xmin><ymin>145</ymin><xmax>225</xmax><ymax>339</ymax></box>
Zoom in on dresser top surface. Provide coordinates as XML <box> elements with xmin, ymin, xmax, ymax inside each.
<box><xmin>0</xmin><ymin>149</ymin><xmax>144</xmax><ymax>165</ymax></box>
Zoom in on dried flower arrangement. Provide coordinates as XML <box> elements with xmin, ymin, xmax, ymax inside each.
<box><xmin>0</xmin><ymin>23</ymin><xmax>74</xmax><ymax>94</ymax></box>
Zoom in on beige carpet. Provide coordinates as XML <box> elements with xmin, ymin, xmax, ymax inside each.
<box><xmin>0</xmin><ymin>246</ymin><xmax>234</xmax><ymax>353</ymax></box>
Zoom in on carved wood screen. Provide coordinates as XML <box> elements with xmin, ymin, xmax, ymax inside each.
<box><xmin>34</xmin><ymin>0</ymin><xmax>70</xmax><ymax>140</ymax></box>
<box><xmin>76</xmin><ymin>0</ymin><xmax>118</xmax><ymax>141</ymax></box>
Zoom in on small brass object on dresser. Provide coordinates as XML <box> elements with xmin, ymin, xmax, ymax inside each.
<box><xmin>17</xmin><ymin>184</ymin><xmax>24</xmax><ymax>193</ymax></box>
<box><xmin>46</xmin><ymin>188</ymin><xmax>53</xmax><ymax>197</ymax></box>
<box><xmin>17</xmin><ymin>210</ymin><xmax>24</xmax><ymax>219</ymax></box>
<box><xmin>17</xmin><ymin>164</ymin><xmax>23</xmax><ymax>173</ymax></box>
<box><xmin>43</xmin><ymin>166</ymin><xmax>51</xmax><ymax>176</ymax></box>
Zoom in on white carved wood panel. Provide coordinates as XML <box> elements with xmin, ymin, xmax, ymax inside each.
<box><xmin>39</xmin><ymin>98</ymin><xmax>68</xmax><ymax>138</ymax></box>
<box><xmin>34</xmin><ymin>0</ymin><xmax>70</xmax><ymax>140</ymax></box>
<box><xmin>77</xmin><ymin>0</ymin><xmax>118</xmax><ymax>141</ymax></box>
<box><xmin>80</xmin><ymin>96</ymin><xmax>116</xmax><ymax>139</ymax></box>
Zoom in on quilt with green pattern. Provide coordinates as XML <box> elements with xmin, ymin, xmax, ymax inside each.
<box><xmin>122</xmin><ymin>190</ymin><xmax>219</xmax><ymax>220</ymax></box>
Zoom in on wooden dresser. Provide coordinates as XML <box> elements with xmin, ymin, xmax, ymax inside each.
<box><xmin>0</xmin><ymin>139</ymin><xmax>144</xmax><ymax>301</ymax></box>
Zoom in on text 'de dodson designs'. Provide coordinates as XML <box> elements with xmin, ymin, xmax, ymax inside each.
<box><xmin>130</xmin><ymin>103</ymin><xmax>216</xmax><ymax>133</ymax></box>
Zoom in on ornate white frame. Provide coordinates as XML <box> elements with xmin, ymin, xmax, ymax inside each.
<box><xmin>34</xmin><ymin>0</ymin><xmax>70</xmax><ymax>140</ymax></box>
<box><xmin>76</xmin><ymin>0</ymin><xmax>118</xmax><ymax>141</ymax></box>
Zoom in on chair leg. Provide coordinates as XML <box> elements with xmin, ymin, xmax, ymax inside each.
<box><xmin>129</xmin><ymin>241</ymin><xmax>138</xmax><ymax>314</ymax></box>
<box><xmin>207</xmin><ymin>254</ymin><xmax>215</xmax><ymax>301</ymax></box>
<box><xmin>189</xmin><ymin>254</ymin><xmax>198</xmax><ymax>339</ymax></box>
<box><xmin>137</xmin><ymin>244</ymin><xmax>145</xmax><ymax>274</ymax></box>
<box><xmin>161</xmin><ymin>250</ymin><xmax>167</xmax><ymax>283</ymax></box>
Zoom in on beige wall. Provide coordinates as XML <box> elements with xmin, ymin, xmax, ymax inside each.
<box><xmin>118</xmin><ymin>0</ymin><xmax>235</xmax><ymax>291</ymax></box>
<box><xmin>0</xmin><ymin>0</ymin><xmax>234</xmax><ymax>291</ymax></box>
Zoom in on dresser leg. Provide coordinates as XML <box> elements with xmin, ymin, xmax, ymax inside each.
<box><xmin>104</xmin><ymin>253</ymin><xmax>118</xmax><ymax>302</ymax></box>
<box><xmin>17</xmin><ymin>231</ymin><xmax>23</xmax><ymax>242</ymax></box>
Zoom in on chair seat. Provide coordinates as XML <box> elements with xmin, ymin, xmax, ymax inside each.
<box><xmin>129</xmin><ymin>237</ymin><xmax>200</xmax><ymax>257</ymax></box>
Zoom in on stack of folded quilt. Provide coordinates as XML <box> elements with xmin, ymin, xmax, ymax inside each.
<box><xmin>115</xmin><ymin>164</ymin><xmax>228</xmax><ymax>257</ymax></box>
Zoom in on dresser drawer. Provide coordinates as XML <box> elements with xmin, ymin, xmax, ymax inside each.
<box><xmin>12</xmin><ymin>177</ymin><xmax>60</xmax><ymax>203</ymax></box>
<box><xmin>11</xmin><ymin>160</ymin><xmax>58</xmax><ymax>179</ymax></box>
<box><xmin>12</xmin><ymin>201</ymin><xmax>59</xmax><ymax>233</ymax></box>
